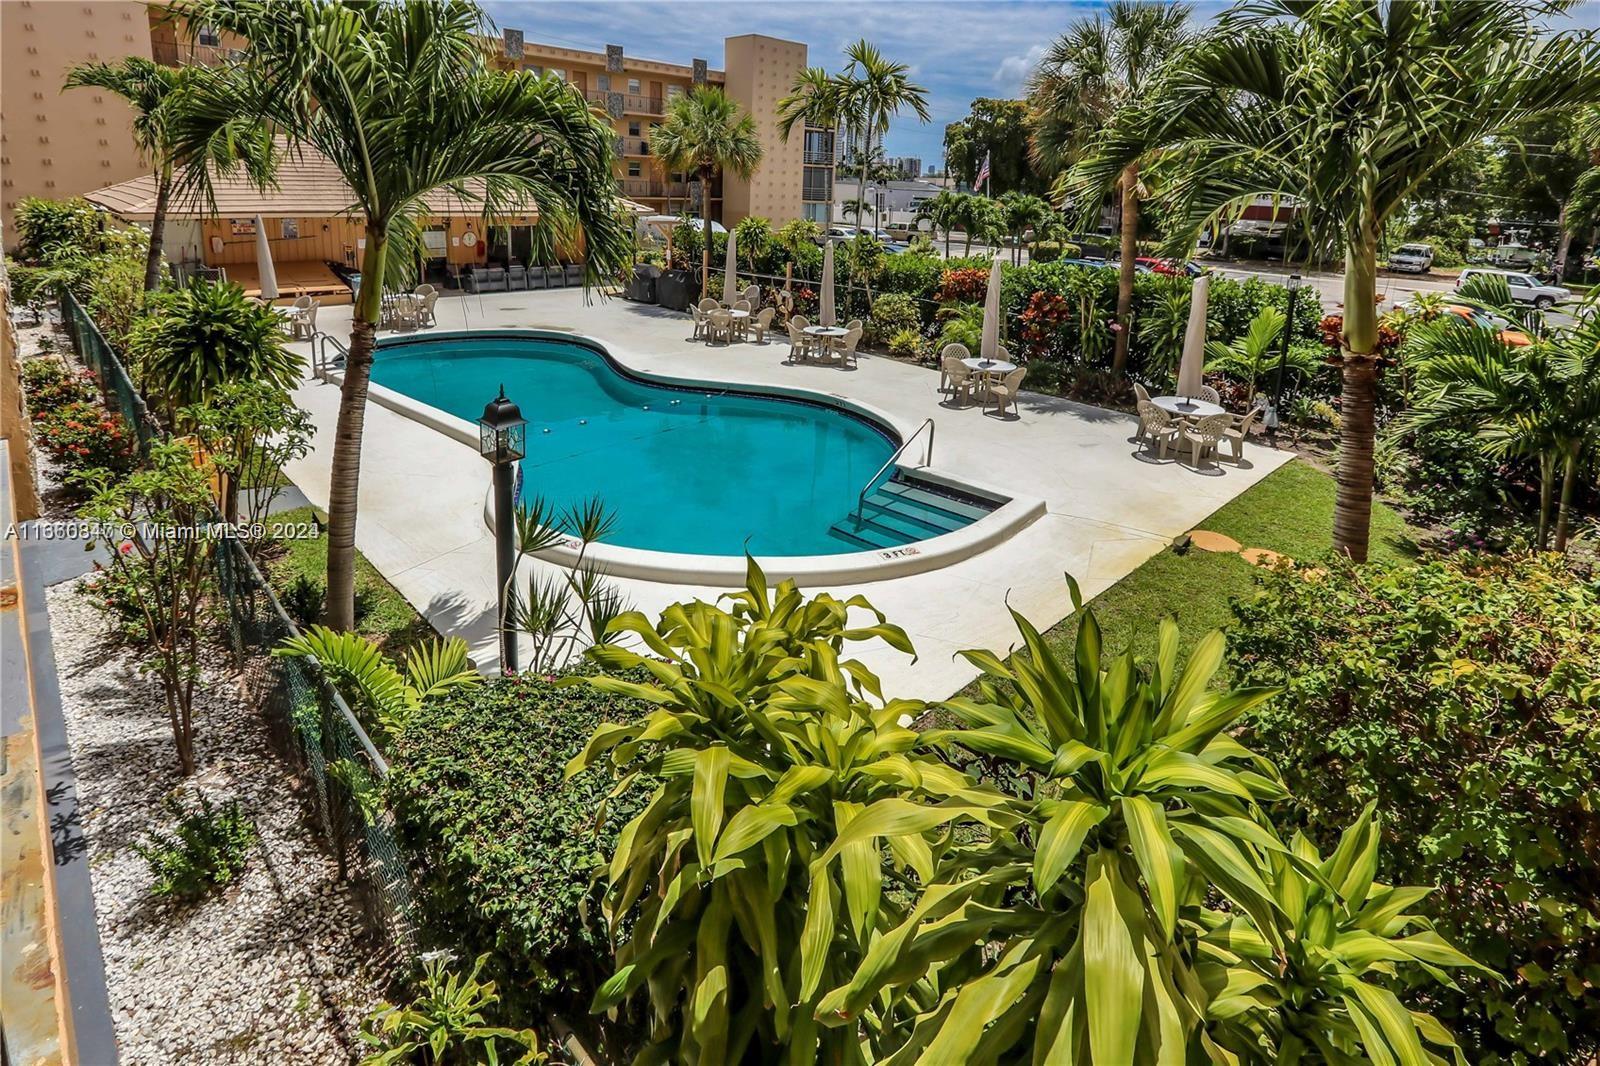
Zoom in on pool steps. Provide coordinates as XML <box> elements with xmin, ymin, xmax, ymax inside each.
<box><xmin>828</xmin><ymin>473</ymin><xmax>996</xmax><ymax>551</ymax></box>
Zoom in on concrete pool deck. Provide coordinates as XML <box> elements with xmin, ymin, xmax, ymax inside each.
<box><xmin>281</xmin><ymin>287</ymin><xmax>1292</xmax><ymax>699</ymax></box>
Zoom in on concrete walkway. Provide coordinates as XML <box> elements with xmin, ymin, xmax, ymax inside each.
<box><xmin>282</xmin><ymin>288</ymin><xmax>1291</xmax><ymax>699</ymax></box>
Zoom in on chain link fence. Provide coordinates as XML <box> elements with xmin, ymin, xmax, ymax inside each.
<box><xmin>54</xmin><ymin>283</ymin><xmax>418</xmax><ymax>964</ymax></box>
<box><xmin>58</xmin><ymin>287</ymin><xmax>160</xmax><ymax>452</ymax></box>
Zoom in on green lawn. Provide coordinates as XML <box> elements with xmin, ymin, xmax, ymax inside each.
<box><xmin>262</xmin><ymin>505</ymin><xmax>435</xmax><ymax>656</ymax></box>
<box><xmin>1039</xmin><ymin>459</ymin><xmax>1421</xmax><ymax>674</ymax></box>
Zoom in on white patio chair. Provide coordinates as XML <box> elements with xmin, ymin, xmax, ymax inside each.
<box><xmin>691</xmin><ymin>303</ymin><xmax>708</xmax><ymax>340</ymax></box>
<box><xmin>750</xmin><ymin>306</ymin><xmax>775</xmax><ymax>344</ymax></box>
<box><xmin>939</xmin><ymin>343</ymin><xmax>971</xmax><ymax>394</ymax></box>
<box><xmin>789</xmin><ymin>315</ymin><xmax>813</xmax><ymax>361</ymax></box>
<box><xmin>942</xmin><ymin>354</ymin><xmax>974</xmax><ymax>405</ymax></box>
<box><xmin>1172</xmin><ymin>412</ymin><xmax>1233</xmax><ymax>468</ymax></box>
<box><xmin>414</xmin><ymin>285</ymin><xmax>438</xmax><ymax>327</ymax></box>
<box><xmin>1223</xmin><ymin>406</ymin><xmax>1261</xmax><ymax>463</ymax></box>
<box><xmin>1133</xmin><ymin>381</ymin><xmax>1151</xmax><ymax>405</ymax></box>
<box><xmin>832</xmin><ymin>326</ymin><xmax>863</xmax><ymax>368</ymax></box>
<box><xmin>1195</xmin><ymin>384</ymin><xmax>1221</xmax><ymax>405</ymax></box>
<box><xmin>1136</xmin><ymin>400</ymin><xmax>1179</xmax><ymax>453</ymax></box>
<box><xmin>706</xmin><ymin>309</ymin><xmax>734</xmax><ymax>345</ymax></box>
<box><xmin>742</xmin><ymin>284</ymin><xmax>760</xmax><ymax>307</ymax></box>
<box><xmin>985</xmin><ymin>367</ymin><xmax>1028</xmax><ymax>418</ymax></box>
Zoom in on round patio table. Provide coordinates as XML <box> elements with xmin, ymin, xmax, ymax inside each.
<box><xmin>804</xmin><ymin>325</ymin><xmax>847</xmax><ymax>338</ymax></box>
<box><xmin>1151</xmin><ymin>395</ymin><xmax>1225</xmax><ymax>419</ymax></box>
<box><xmin>962</xmin><ymin>356</ymin><xmax>1018</xmax><ymax>398</ymax></box>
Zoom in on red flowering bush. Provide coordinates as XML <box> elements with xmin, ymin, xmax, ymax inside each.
<box><xmin>1318</xmin><ymin>314</ymin><xmax>1402</xmax><ymax>359</ymax></box>
<box><xmin>1017</xmin><ymin>291</ymin><xmax>1073</xmax><ymax>360</ymax></box>
<box><xmin>935</xmin><ymin>267</ymin><xmax>990</xmax><ymax>303</ymax></box>
<box><xmin>21</xmin><ymin>359</ymin><xmax>96</xmax><ymax>414</ymax></box>
<box><xmin>33</xmin><ymin>400</ymin><xmax>137</xmax><ymax>475</ymax></box>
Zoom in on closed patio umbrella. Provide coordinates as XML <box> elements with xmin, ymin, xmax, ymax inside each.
<box><xmin>980</xmin><ymin>256</ymin><xmax>1003</xmax><ymax>361</ymax></box>
<box><xmin>722</xmin><ymin>228</ymin><xmax>738</xmax><ymax>305</ymax></box>
<box><xmin>1176</xmin><ymin>273</ymin><xmax>1211</xmax><ymax>398</ymax></box>
<box><xmin>820</xmin><ymin>240</ymin><xmax>836</xmax><ymax>328</ymax></box>
<box><xmin>254</xmin><ymin>215</ymin><xmax>279</xmax><ymax>301</ymax></box>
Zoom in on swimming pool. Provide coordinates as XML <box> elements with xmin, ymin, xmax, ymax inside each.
<box><xmin>370</xmin><ymin>334</ymin><xmax>994</xmax><ymax>557</ymax></box>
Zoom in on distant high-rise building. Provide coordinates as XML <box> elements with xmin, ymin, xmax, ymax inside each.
<box><xmin>888</xmin><ymin>157</ymin><xmax>922</xmax><ymax>179</ymax></box>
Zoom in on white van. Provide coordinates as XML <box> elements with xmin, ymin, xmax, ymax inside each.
<box><xmin>1387</xmin><ymin>243</ymin><xmax>1435</xmax><ymax>274</ymax></box>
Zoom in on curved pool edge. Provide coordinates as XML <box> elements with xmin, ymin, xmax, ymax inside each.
<box><xmin>334</xmin><ymin>328</ymin><xmax>1047</xmax><ymax>586</ymax></box>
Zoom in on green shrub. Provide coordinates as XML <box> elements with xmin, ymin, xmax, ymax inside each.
<box><xmin>1230</xmin><ymin>553</ymin><xmax>1600</xmax><ymax>1063</ymax></box>
<box><xmin>133</xmin><ymin>791</ymin><xmax>257</xmax><ymax>900</ymax></box>
<box><xmin>33</xmin><ymin>400</ymin><xmax>138</xmax><ymax>476</ymax></box>
<box><xmin>866</xmin><ymin>291</ymin><xmax>920</xmax><ymax>345</ymax></box>
<box><xmin>875</xmin><ymin>252</ymin><xmax>945</xmax><ymax>302</ymax></box>
<box><xmin>385</xmin><ymin>668</ymin><xmax>655</xmax><ymax>1039</ymax></box>
<box><xmin>358</xmin><ymin>951</ymin><xmax>540</xmax><ymax>1066</ymax></box>
<box><xmin>886</xmin><ymin>327</ymin><xmax>925</xmax><ymax>360</ymax></box>
<box><xmin>21</xmin><ymin>359</ymin><xmax>95</xmax><ymax>414</ymax></box>
<box><xmin>13</xmin><ymin>197</ymin><xmax>105</xmax><ymax>262</ymax></box>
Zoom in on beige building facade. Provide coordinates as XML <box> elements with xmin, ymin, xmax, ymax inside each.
<box><xmin>2</xmin><ymin>7</ymin><xmax>835</xmax><ymax>249</ymax></box>
<box><xmin>1</xmin><ymin>0</ymin><xmax>153</xmax><ymax>244</ymax></box>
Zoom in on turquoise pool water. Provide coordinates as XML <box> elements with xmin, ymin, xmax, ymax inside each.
<box><xmin>370</xmin><ymin>334</ymin><xmax>985</xmax><ymax>556</ymax></box>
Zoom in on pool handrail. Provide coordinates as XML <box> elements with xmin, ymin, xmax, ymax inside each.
<box><xmin>312</xmin><ymin>330</ymin><xmax>349</xmax><ymax>380</ymax></box>
<box><xmin>855</xmin><ymin>417</ymin><xmax>934</xmax><ymax>520</ymax></box>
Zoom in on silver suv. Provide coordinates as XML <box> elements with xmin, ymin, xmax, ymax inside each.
<box><xmin>1455</xmin><ymin>268</ymin><xmax>1572</xmax><ymax>311</ymax></box>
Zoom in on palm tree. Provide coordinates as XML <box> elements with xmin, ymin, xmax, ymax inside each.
<box><xmin>839</xmin><ymin>197</ymin><xmax>871</xmax><ymax>225</ymax></box>
<box><xmin>1406</xmin><ymin>295</ymin><xmax>1600</xmax><ymax>551</ymax></box>
<box><xmin>838</xmin><ymin>41</ymin><xmax>930</xmax><ymax>242</ymax></box>
<box><xmin>998</xmin><ymin>191</ymin><xmax>1051</xmax><ymax>265</ymax></box>
<box><xmin>953</xmin><ymin>193</ymin><xmax>999</xmax><ymax>256</ymax></box>
<box><xmin>172</xmin><ymin>0</ymin><xmax>632</xmax><ymax>630</ymax></box>
<box><xmin>1028</xmin><ymin>2</ymin><xmax>1191</xmax><ymax>377</ymax></box>
<box><xmin>653</xmin><ymin>87</ymin><xmax>763</xmax><ymax>300</ymax></box>
<box><xmin>63</xmin><ymin>57</ymin><xmax>272</xmax><ymax>291</ymax></box>
<box><xmin>1076</xmin><ymin>0</ymin><xmax>1600</xmax><ymax>561</ymax></box>
<box><xmin>915</xmin><ymin>190</ymin><xmax>964</xmax><ymax>256</ymax></box>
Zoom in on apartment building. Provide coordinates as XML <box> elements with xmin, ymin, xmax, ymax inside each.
<box><xmin>488</xmin><ymin>28</ymin><xmax>836</xmax><ymax>228</ymax></box>
<box><xmin>0</xmin><ymin>7</ymin><xmax>837</xmax><ymax>249</ymax></box>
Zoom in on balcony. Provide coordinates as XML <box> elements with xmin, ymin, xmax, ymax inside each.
<box><xmin>621</xmin><ymin>178</ymin><xmax>691</xmax><ymax>199</ymax></box>
<box><xmin>151</xmin><ymin>41</ymin><xmax>236</xmax><ymax>67</ymax></box>
<box><xmin>803</xmin><ymin>150</ymin><xmax>836</xmax><ymax>166</ymax></box>
<box><xmin>618</xmin><ymin>137</ymin><xmax>652</xmax><ymax>157</ymax></box>
<box><xmin>624</xmin><ymin>94</ymin><xmax>666</xmax><ymax>115</ymax></box>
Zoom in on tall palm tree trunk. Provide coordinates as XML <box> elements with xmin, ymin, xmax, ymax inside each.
<box><xmin>324</xmin><ymin>227</ymin><xmax>387</xmax><ymax>630</ymax></box>
<box><xmin>700</xmin><ymin>165</ymin><xmax>713</xmax><ymax>299</ymax></box>
<box><xmin>1332</xmin><ymin>233</ymin><xmax>1380</xmax><ymax>562</ymax></box>
<box><xmin>1554</xmin><ymin>443</ymin><xmax>1581</xmax><ymax>551</ymax></box>
<box><xmin>1111</xmin><ymin>163</ymin><xmax>1138</xmax><ymax>376</ymax></box>
<box><xmin>1535</xmin><ymin>452</ymin><xmax>1555</xmax><ymax>549</ymax></box>
<box><xmin>144</xmin><ymin>163</ymin><xmax>173</xmax><ymax>292</ymax></box>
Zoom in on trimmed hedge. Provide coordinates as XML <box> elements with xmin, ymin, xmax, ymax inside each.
<box><xmin>1231</xmin><ymin>554</ymin><xmax>1600</xmax><ymax>1064</ymax></box>
<box><xmin>386</xmin><ymin>668</ymin><xmax>653</xmax><ymax>1031</ymax></box>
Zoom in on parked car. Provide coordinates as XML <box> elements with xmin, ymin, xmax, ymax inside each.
<box><xmin>1454</xmin><ymin>267</ymin><xmax>1572</xmax><ymax>310</ymax></box>
<box><xmin>1387</xmin><ymin>242</ymin><xmax>1435</xmax><ymax>274</ymax></box>
<box><xmin>1136</xmin><ymin>256</ymin><xmax>1184</xmax><ymax>276</ymax></box>
<box><xmin>1435</xmin><ymin>303</ymin><xmax>1533</xmax><ymax>346</ymax></box>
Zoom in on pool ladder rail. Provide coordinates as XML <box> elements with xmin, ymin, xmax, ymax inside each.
<box><xmin>854</xmin><ymin>418</ymin><xmax>934</xmax><ymax>522</ymax></box>
<box><xmin>311</xmin><ymin>331</ymin><xmax>349</xmax><ymax>380</ymax></box>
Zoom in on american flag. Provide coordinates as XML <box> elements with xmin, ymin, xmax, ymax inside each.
<box><xmin>975</xmin><ymin>151</ymin><xmax>991</xmax><ymax>193</ymax></box>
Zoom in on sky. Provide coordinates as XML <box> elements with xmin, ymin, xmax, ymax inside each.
<box><xmin>481</xmin><ymin>1</ymin><xmax>1600</xmax><ymax>170</ymax></box>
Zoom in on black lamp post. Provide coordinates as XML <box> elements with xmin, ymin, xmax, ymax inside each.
<box><xmin>1265</xmin><ymin>274</ymin><xmax>1302</xmax><ymax>447</ymax></box>
<box><xmin>477</xmin><ymin>386</ymin><xmax>526</xmax><ymax>674</ymax></box>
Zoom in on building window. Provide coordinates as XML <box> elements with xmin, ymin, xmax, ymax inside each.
<box><xmin>597</xmin><ymin>74</ymin><xmax>610</xmax><ymax>91</ymax></box>
<box><xmin>667</xmin><ymin>85</ymin><xmax>682</xmax><ymax>101</ymax></box>
<box><xmin>803</xmin><ymin>202</ymin><xmax>831</xmax><ymax>224</ymax></box>
<box><xmin>803</xmin><ymin>128</ymin><xmax>834</xmax><ymax>164</ymax></box>
<box><xmin>628</xmin><ymin>78</ymin><xmax>642</xmax><ymax>94</ymax></box>
<box><xmin>802</xmin><ymin>166</ymin><xmax>832</xmax><ymax>203</ymax></box>
<box><xmin>198</xmin><ymin>24</ymin><xmax>221</xmax><ymax>46</ymax></box>
<box><xmin>280</xmin><ymin>218</ymin><xmax>299</xmax><ymax>239</ymax></box>
<box><xmin>628</xmin><ymin>121</ymin><xmax>641</xmax><ymax>137</ymax></box>
<box><xmin>627</xmin><ymin>161</ymin><xmax>642</xmax><ymax>177</ymax></box>
<box><xmin>550</xmin><ymin>68</ymin><xmax>566</xmax><ymax>81</ymax></box>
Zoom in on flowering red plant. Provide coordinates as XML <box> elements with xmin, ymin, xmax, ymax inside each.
<box><xmin>33</xmin><ymin>400</ymin><xmax>136</xmax><ymax>475</ymax></box>
<box><xmin>935</xmin><ymin>267</ymin><xmax>990</xmax><ymax>303</ymax></box>
<box><xmin>1017</xmin><ymin>291</ymin><xmax>1073</xmax><ymax>359</ymax></box>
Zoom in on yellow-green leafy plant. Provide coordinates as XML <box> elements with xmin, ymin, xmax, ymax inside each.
<box><xmin>565</xmin><ymin>558</ymin><xmax>1011</xmax><ymax>1064</ymax></box>
<box><xmin>359</xmin><ymin>950</ymin><xmax>542</xmax><ymax>1066</ymax></box>
<box><xmin>1199</xmin><ymin>803</ymin><xmax>1492</xmax><ymax>1063</ymax></box>
<box><xmin>815</xmin><ymin>578</ymin><xmax>1481</xmax><ymax>1064</ymax></box>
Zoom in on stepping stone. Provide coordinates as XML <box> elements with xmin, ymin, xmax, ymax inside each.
<box><xmin>1188</xmin><ymin>530</ymin><xmax>1242</xmax><ymax>553</ymax></box>
<box><xmin>1240</xmin><ymin>547</ymin><xmax>1291</xmax><ymax>568</ymax></box>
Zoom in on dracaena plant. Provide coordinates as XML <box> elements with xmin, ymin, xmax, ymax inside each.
<box><xmin>816</xmin><ymin>578</ymin><xmax>1289</xmax><ymax>1063</ymax></box>
<box><xmin>1199</xmin><ymin>804</ymin><xmax>1492</xmax><ymax>1064</ymax></box>
<box><xmin>564</xmin><ymin>558</ymin><xmax>1010</xmax><ymax>1064</ymax></box>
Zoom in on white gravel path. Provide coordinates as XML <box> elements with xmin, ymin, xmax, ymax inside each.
<box><xmin>47</xmin><ymin>578</ymin><xmax>388</xmax><ymax>1065</ymax></box>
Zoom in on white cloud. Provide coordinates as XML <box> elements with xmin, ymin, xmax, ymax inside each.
<box><xmin>993</xmin><ymin>43</ymin><xmax>1047</xmax><ymax>94</ymax></box>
